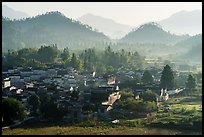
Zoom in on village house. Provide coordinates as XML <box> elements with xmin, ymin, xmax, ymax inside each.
<box><xmin>157</xmin><ymin>89</ymin><xmax>169</xmax><ymax>102</ymax></box>
<box><xmin>2</xmin><ymin>77</ymin><xmax>11</xmax><ymax>88</ymax></box>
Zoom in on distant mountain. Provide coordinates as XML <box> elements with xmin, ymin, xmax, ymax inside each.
<box><xmin>120</xmin><ymin>22</ymin><xmax>190</xmax><ymax>44</ymax></box>
<box><xmin>2</xmin><ymin>5</ymin><xmax>29</xmax><ymax>20</ymax></box>
<box><xmin>2</xmin><ymin>11</ymin><xmax>110</xmax><ymax>52</ymax></box>
<box><xmin>174</xmin><ymin>34</ymin><xmax>202</xmax><ymax>49</ymax></box>
<box><xmin>78</xmin><ymin>13</ymin><xmax>133</xmax><ymax>39</ymax></box>
<box><xmin>178</xmin><ymin>43</ymin><xmax>202</xmax><ymax>62</ymax></box>
<box><xmin>158</xmin><ymin>10</ymin><xmax>202</xmax><ymax>36</ymax></box>
<box><xmin>172</xmin><ymin>34</ymin><xmax>202</xmax><ymax>59</ymax></box>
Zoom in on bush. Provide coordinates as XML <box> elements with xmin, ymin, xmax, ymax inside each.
<box><xmin>2</xmin><ymin>98</ymin><xmax>26</xmax><ymax>126</ymax></box>
<box><xmin>139</xmin><ymin>89</ymin><xmax>158</xmax><ymax>102</ymax></box>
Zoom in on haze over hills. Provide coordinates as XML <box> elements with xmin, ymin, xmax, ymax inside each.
<box><xmin>174</xmin><ymin>34</ymin><xmax>202</xmax><ymax>49</ymax></box>
<box><xmin>172</xmin><ymin>34</ymin><xmax>202</xmax><ymax>61</ymax></box>
<box><xmin>2</xmin><ymin>5</ymin><xmax>29</xmax><ymax>20</ymax></box>
<box><xmin>77</xmin><ymin>13</ymin><xmax>133</xmax><ymax>39</ymax></box>
<box><xmin>119</xmin><ymin>22</ymin><xmax>190</xmax><ymax>45</ymax></box>
<box><xmin>158</xmin><ymin>10</ymin><xmax>202</xmax><ymax>36</ymax></box>
<box><xmin>2</xmin><ymin>11</ymin><xmax>110</xmax><ymax>52</ymax></box>
<box><xmin>178</xmin><ymin>43</ymin><xmax>202</xmax><ymax>62</ymax></box>
<box><xmin>2</xmin><ymin>5</ymin><xmax>201</xmax><ymax>39</ymax></box>
<box><xmin>2</xmin><ymin>5</ymin><xmax>202</xmax><ymax>63</ymax></box>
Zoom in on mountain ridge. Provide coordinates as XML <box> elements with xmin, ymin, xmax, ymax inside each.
<box><xmin>120</xmin><ymin>22</ymin><xmax>190</xmax><ymax>44</ymax></box>
<box><xmin>78</xmin><ymin>13</ymin><xmax>133</xmax><ymax>39</ymax></box>
<box><xmin>158</xmin><ymin>10</ymin><xmax>202</xmax><ymax>35</ymax></box>
<box><xmin>2</xmin><ymin>5</ymin><xmax>29</xmax><ymax>20</ymax></box>
<box><xmin>2</xmin><ymin>11</ymin><xmax>110</xmax><ymax>52</ymax></box>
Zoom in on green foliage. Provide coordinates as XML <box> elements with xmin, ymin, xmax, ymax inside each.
<box><xmin>70</xmin><ymin>89</ymin><xmax>79</xmax><ymax>101</ymax></box>
<box><xmin>2</xmin><ymin>98</ymin><xmax>26</xmax><ymax>125</ymax></box>
<box><xmin>3</xmin><ymin>45</ymin><xmax>145</xmax><ymax>74</ymax></box>
<box><xmin>144</xmin><ymin>101</ymin><xmax>157</xmax><ymax>112</ymax></box>
<box><xmin>39</xmin><ymin>93</ymin><xmax>52</xmax><ymax>105</ymax></box>
<box><xmin>82</xmin><ymin>103</ymin><xmax>96</xmax><ymax>114</ymax></box>
<box><xmin>2</xmin><ymin>12</ymin><xmax>110</xmax><ymax>52</ymax></box>
<box><xmin>119</xmin><ymin>91</ymin><xmax>134</xmax><ymax>101</ymax></box>
<box><xmin>28</xmin><ymin>94</ymin><xmax>41</xmax><ymax>113</ymax></box>
<box><xmin>120</xmin><ymin>22</ymin><xmax>189</xmax><ymax>45</ymax></box>
<box><xmin>160</xmin><ymin>65</ymin><xmax>176</xmax><ymax>90</ymax></box>
<box><xmin>39</xmin><ymin>93</ymin><xmax>66</xmax><ymax>119</ymax></box>
<box><xmin>37</xmin><ymin>44</ymin><xmax>58</xmax><ymax>63</ymax></box>
<box><xmin>60</xmin><ymin>47</ymin><xmax>70</xmax><ymax>61</ymax></box>
<box><xmin>185</xmin><ymin>74</ymin><xmax>197</xmax><ymax>90</ymax></box>
<box><xmin>141</xmin><ymin>70</ymin><xmax>153</xmax><ymax>84</ymax></box>
<box><xmin>139</xmin><ymin>89</ymin><xmax>158</xmax><ymax>102</ymax></box>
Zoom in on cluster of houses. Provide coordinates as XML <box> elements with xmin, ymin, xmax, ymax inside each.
<box><xmin>2</xmin><ymin>65</ymin><xmax>186</xmax><ymax>124</ymax></box>
<box><xmin>2</xmin><ymin>66</ymin><xmax>121</xmax><ymax>122</ymax></box>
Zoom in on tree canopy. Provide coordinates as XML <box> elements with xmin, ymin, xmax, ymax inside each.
<box><xmin>2</xmin><ymin>98</ymin><xmax>26</xmax><ymax>125</ymax></box>
<box><xmin>186</xmin><ymin>74</ymin><xmax>197</xmax><ymax>90</ymax></box>
<box><xmin>160</xmin><ymin>65</ymin><xmax>176</xmax><ymax>90</ymax></box>
<box><xmin>139</xmin><ymin>89</ymin><xmax>158</xmax><ymax>102</ymax></box>
<box><xmin>141</xmin><ymin>70</ymin><xmax>153</xmax><ymax>84</ymax></box>
<box><xmin>28</xmin><ymin>94</ymin><xmax>41</xmax><ymax>114</ymax></box>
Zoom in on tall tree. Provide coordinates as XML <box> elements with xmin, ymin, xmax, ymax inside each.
<box><xmin>186</xmin><ymin>74</ymin><xmax>197</xmax><ymax>90</ymax></box>
<box><xmin>61</xmin><ymin>47</ymin><xmax>70</xmax><ymax>61</ymax></box>
<box><xmin>28</xmin><ymin>94</ymin><xmax>41</xmax><ymax>115</ymax></box>
<box><xmin>160</xmin><ymin>65</ymin><xmax>175</xmax><ymax>90</ymax></box>
<box><xmin>70</xmin><ymin>53</ymin><xmax>79</xmax><ymax>70</ymax></box>
<box><xmin>142</xmin><ymin>70</ymin><xmax>153</xmax><ymax>84</ymax></box>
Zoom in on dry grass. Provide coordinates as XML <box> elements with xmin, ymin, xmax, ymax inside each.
<box><xmin>2</xmin><ymin>126</ymin><xmax>184</xmax><ymax>135</ymax></box>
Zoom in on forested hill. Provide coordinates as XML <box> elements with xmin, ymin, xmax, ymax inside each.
<box><xmin>173</xmin><ymin>34</ymin><xmax>202</xmax><ymax>62</ymax></box>
<box><xmin>174</xmin><ymin>34</ymin><xmax>202</xmax><ymax>49</ymax></box>
<box><xmin>2</xmin><ymin>11</ymin><xmax>110</xmax><ymax>52</ymax></box>
<box><xmin>119</xmin><ymin>22</ymin><xmax>190</xmax><ymax>45</ymax></box>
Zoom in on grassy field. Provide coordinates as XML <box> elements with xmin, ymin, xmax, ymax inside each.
<box><xmin>2</xmin><ymin>125</ymin><xmax>200</xmax><ymax>135</ymax></box>
<box><xmin>148</xmin><ymin>93</ymin><xmax>202</xmax><ymax>133</ymax></box>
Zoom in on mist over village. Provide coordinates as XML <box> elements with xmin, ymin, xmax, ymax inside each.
<box><xmin>2</xmin><ymin>2</ymin><xmax>202</xmax><ymax>135</ymax></box>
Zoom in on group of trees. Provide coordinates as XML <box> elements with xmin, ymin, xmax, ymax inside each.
<box><xmin>110</xmin><ymin>89</ymin><xmax>158</xmax><ymax>119</ymax></box>
<box><xmin>160</xmin><ymin>64</ymin><xmax>197</xmax><ymax>91</ymax></box>
<box><xmin>3</xmin><ymin>45</ymin><xmax>145</xmax><ymax>74</ymax></box>
<box><xmin>2</xmin><ymin>98</ymin><xmax>26</xmax><ymax>126</ymax></box>
<box><xmin>2</xmin><ymin>92</ymin><xmax>69</xmax><ymax>126</ymax></box>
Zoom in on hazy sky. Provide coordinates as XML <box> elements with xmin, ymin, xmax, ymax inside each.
<box><xmin>2</xmin><ymin>2</ymin><xmax>202</xmax><ymax>26</ymax></box>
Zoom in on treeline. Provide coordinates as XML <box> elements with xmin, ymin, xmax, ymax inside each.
<box><xmin>2</xmin><ymin>44</ymin><xmax>145</xmax><ymax>74</ymax></box>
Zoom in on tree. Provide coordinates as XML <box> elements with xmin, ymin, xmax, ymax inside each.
<box><xmin>70</xmin><ymin>89</ymin><xmax>79</xmax><ymax>101</ymax></box>
<box><xmin>70</xmin><ymin>53</ymin><xmax>80</xmax><ymax>70</ymax></box>
<box><xmin>37</xmin><ymin>45</ymin><xmax>58</xmax><ymax>63</ymax></box>
<box><xmin>61</xmin><ymin>47</ymin><xmax>70</xmax><ymax>61</ymax></box>
<box><xmin>119</xmin><ymin>91</ymin><xmax>134</xmax><ymax>101</ymax></box>
<box><xmin>160</xmin><ymin>65</ymin><xmax>175</xmax><ymax>90</ymax></box>
<box><xmin>142</xmin><ymin>70</ymin><xmax>153</xmax><ymax>84</ymax></box>
<box><xmin>28</xmin><ymin>94</ymin><xmax>41</xmax><ymax>115</ymax></box>
<box><xmin>186</xmin><ymin>74</ymin><xmax>197</xmax><ymax>90</ymax></box>
<box><xmin>82</xmin><ymin>103</ymin><xmax>96</xmax><ymax>114</ymax></box>
<box><xmin>2</xmin><ymin>98</ymin><xmax>26</xmax><ymax>125</ymax></box>
<box><xmin>39</xmin><ymin>93</ymin><xmax>66</xmax><ymax>120</ymax></box>
<box><xmin>139</xmin><ymin>89</ymin><xmax>158</xmax><ymax>102</ymax></box>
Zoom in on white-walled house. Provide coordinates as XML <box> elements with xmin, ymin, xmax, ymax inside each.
<box><xmin>2</xmin><ymin>78</ymin><xmax>11</xmax><ymax>88</ymax></box>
